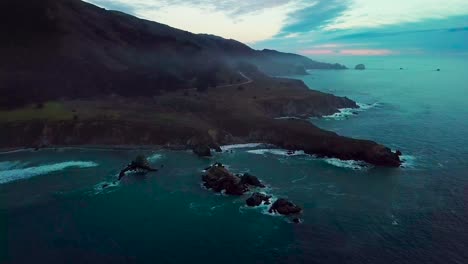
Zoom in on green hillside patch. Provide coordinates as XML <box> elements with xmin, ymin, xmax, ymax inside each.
<box><xmin>0</xmin><ymin>102</ymin><xmax>74</xmax><ymax>122</ymax></box>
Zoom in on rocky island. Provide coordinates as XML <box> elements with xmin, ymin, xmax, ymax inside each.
<box><xmin>0</xmin><ymin>0</ymin><xmax>402</xmax><ymax>167</ymax></box>
<box><xmin>202</xmin><ymin>163</ymin><xmax>265</xmax><ymax>195</ymax></box>
<box><xmin>355</xmin><ymin>64</ymin><xmax>366</xmax><ymax>70</ymax></box>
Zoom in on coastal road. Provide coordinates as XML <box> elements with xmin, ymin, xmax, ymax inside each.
<box><xmin>214</xmin><ymin>71</ymin><xmax>253</xmax><ymax>89</ymax></box>
<box><xmin>183</xmin><ymin>71</ymin><xmax>253</xmax><ymax>92</ymax></box>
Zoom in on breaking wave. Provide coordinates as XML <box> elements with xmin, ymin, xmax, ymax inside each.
<box><xmin>0</xmin><ymin>161</ymin><xmax>98</xmax><ymax>184</ymax></box>
<box><xmin>221</xmin><ymin>143</ymin><xmax>265</xmax><ymax>151</ymax></box>
<box><xmin>247</xmin><ymin>148</ymin><xmax>370</xmax><ymax>170</ymax></box>
<box><xmin>246</xmin><ymin>149</ymin><xmax>306</xmax><ymax>156</ymax></box>
<box><xmin>147</xmin><ymin>153</ymin><xmax>163</xmax><ymax>163</ymax></box>
<box><xmin>400</xmin><ymin>155</ymin><xmax>417</xmax><ymax>169</ymax></box>
<box><xmin>323</xmin><ymin>102</ymin><xmax>380</xmax><ymax>120</ymax></box>
<box><xmin>323</xmin><ymin>158</ymin><xmax>370</xmax><ymax>170</ymax></box>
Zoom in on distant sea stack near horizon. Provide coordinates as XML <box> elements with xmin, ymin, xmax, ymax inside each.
<box><xmin>355</xmin><ymin>64</ymin><xmax>366</xmax><ymax>70</ymax></box>
<box><xmin>2</xmin><ymin>0</ymin><xmax>468</xmax><ymax>263</ymax></box>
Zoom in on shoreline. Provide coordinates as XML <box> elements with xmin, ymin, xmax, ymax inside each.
<box><xmin>0</xmin><ymin>144</ymin><xmax>173</xmax><ymax>155</ymax></box>
<box><xmin>0</xmin><ymin>143</ymin><xmax>272</xmax><ymax>155</ymax></box>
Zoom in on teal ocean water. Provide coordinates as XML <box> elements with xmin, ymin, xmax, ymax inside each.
<box><xmin>1</xmin><ymin>56</ymin><xmax>468</xmax><ymax>263</ymax></box>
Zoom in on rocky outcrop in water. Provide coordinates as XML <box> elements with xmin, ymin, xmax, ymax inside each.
<box><xmin>268</xmin><ymin>198</ymin><xmax>302</xmax><ymax>215</ymax></box>
<box><xmin>240</xmin><ymin>173</ymin><xmax>265</xmax><ymax>188</ymax></box>
<box><xmin>355</xmin><ymin>64</ymin><xmax>366</xmax><ymax>70</ymax></box>
<box><xmin>118</xmin><ymin>155</ymin><xmax>158</xmax><ymax>180</ymax></box>
<box><xmin>246</xmin><ymin>192</ymin><xmax>271</xmax><ymax>207</ymax></box>
<box><xmin>193</xmin><ymin>145</ymin><xmax>212</xmax><ymax>157</ymax></box>
<box><xmin>202</xmin><ymin>163</ymin><xmax>264</xmax><ymax>195</ymax></box>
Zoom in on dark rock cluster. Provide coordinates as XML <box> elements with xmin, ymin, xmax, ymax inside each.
<box><xmin>246</xmin><ymin>192</ymin><xmax>271</xmax><ymax>207</ymax></box>
<box><xmin>202</xmin><ymin>163</ymin><xmax>265</xmax><ymax>195</ymax></box>
<box><xmin>202</xmin><ymin>163</ymin><xmax>303</xmax><ymax>222</ymax></box>
<box><xmin>268</xmin><ymin>198</ymin><xmax>302</xmax><ymax>215</ymax></box>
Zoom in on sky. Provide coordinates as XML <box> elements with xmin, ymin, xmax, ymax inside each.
<box><xmin>86</xmin><ymin>0</ymin><xmax>468</xmax><ymax>59</ymax></box>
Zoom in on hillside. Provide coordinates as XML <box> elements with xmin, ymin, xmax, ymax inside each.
<box><xmin>0</xmin><ymin>0</ymin><xmax>345</xmax><ymax>108</ymax></box>
<box><xmin>0</xmin><ymin>0</ymin><xmax>401</xmax><ymax>167</ymax></box>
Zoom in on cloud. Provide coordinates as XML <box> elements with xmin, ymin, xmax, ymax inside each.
<box><xmin>324</xmin><ymin>0</ymin><xmax>468</xmax><ymax>30</ymax></box>
<box><xmin>86</xmin><ymin>0</ymin><xmax>314</xmax><ymax>43</ymax></box>
<box><xmin>301</xmin><ymin>45</ymin><xmax>396</xmax><ymax>56</ymax></box>
<box><xmin>86</xmin><ymin>0</ymin><xmax>468</xmax><ymax>56</ymax></box>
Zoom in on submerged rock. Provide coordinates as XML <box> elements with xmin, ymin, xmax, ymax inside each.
<box><xmin>246</xmin><ymin>192</ymin><xmax>271</xmax><ymax>207</ymax></box>
<box><xmin>355</xmin><ymin>64</ymin><xmax>366</xmax><ymax>70</ymax></box>
<box><xmin>118</xmin><ymin>155</ymin><xmax>158</xmax><ymax>180</ymax></box>
<box><xmin>193</xmin><ymin>144</ymin><xmax>212</xmax><ymax>157</ymax></box>
<box><xmin>268</xmin><ymin>198</ymin><xmax>302</xmax><ymax>215</ymax></box>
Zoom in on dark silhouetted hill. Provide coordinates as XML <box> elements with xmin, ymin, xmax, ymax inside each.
<box><xmin>0</xmin><ymin>0</ymin><xmax>346</xmax><ymax>108</ymax></box>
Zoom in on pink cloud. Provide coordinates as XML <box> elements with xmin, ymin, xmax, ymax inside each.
<box><xmin>300</xmin><ymin>48</ymin><xmax>397</xmax><ymax>56</ymax></box>
<box><xmin>339</xmin><ymin>49</ymin><xmax>395</xmax><ymax>56</ymax></box>
<box><xmin>301</xmin><ymin>49</ymin><xmax>336</xmax><ymax>55</ymax></box>
<box><xmin>313</xmin><ymin>43</ymin><xmax>342</xmax><ymax>48</ymax></box>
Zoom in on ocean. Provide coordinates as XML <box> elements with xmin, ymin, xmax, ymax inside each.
<box><xmin>1</xmin><ymin>55</ymin><xmax>468</xmax><ymax>263</ymax></box>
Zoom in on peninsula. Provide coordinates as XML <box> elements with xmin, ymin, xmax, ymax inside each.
<box><xmin>0</xmin><ymin>0</ymin><xmax>401</xmax><ymax>167</ymax></box>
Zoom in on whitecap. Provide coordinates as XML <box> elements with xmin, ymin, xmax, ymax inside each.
<box><xmin>357</xmin><ymin>102</ymin><xmax>380</xmax><ymax>110</ymax></box>
<box><xmin>92</xmin><ymin>179</ymin><xmax>120</xmax><ymax>194</ymax></box>
<box><xmin>291</xmin><ymin>176</ymin><xmax>307</xmax><ymax>183</ymax></box>
<box><xmin>147</xmin><ymin>153</ymin><xmax>163</xmax><ymax>163</ymax></box>
<box><xmin>220</xmin><ymin>143</ymin><xmax>265</xmax><ymax>151</ymax></box>
<box><xmin>0</xmin><ymin>161</ymin><xmax>99</xmax><ymax>184</ymax></box>
<box><xmin>400</xmin><ymin>155</ymin><xmax>416</xmax><ymax>169</ymax></box>
<box><xmin>322</xmin><ymin>108</ymin><xmax>357</xmax><ymax>120</ymax></box>
<box><xmin>323</xmin><ymin>158</ymin><xmax>370</xmax><ymax>170</ymax></box>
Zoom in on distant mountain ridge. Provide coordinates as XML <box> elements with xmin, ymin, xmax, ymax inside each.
<box><xmin>0</xmin><ymin>0</ymin><xmax>346</xmax><ymax>108</ymax></box>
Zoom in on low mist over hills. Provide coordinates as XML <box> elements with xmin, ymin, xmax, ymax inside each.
<box><xmin>0</xmin><ymin>0</ymin><xmax>345</xmax><ymax>108</ymax></box>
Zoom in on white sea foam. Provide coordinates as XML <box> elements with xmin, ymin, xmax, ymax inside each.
<box><xmin>92</xmin><ymin>179</ymin><xmax>120</xmax><ymax>194</ymax></box>
<box><xmin>220</xmin><ymin>143</ymin><xmax>265</xmax><ymax>151</ymax></box>
<box><xmin>322</xmin><ymin>108</ymin><xmax>357</xmax><ymax>120</ymax></box>
<box><xmin>247</xmin><ymin>148</ymin><xmax>369</xmax><ymax>170</ymax></box>
<box><xmin>147</xmin><ymin>153</ymin><xmax>163</xmax><ymax>163</ymax></box>
<box><xmin>400</xmin><ymin>155</ymin><xmax>416</xmax><ymax>169</ymax></box>
<box><xmin>246</xmin><ymin>149</ymin><xmax>306</xmax><ymax>156</ymax></box>
<box><xmin>0</xmin><ymin>161</ymin><xmax>98</xmax><ymax>184</ymax></box>
<box><xmin>291</xmin><ymin>176</ymin><xmax>307</xmax><ymax>183</ymax></box>
<box><xmin>323</xmin><ymin>158</ymin><xmax>370</xmax><ymax>170</ymax></box>
<box><xmin>357</xmin><ymin>102</ymin><xmax>379</xmax><ymax>110</ymax></box>
<box><xmin>323</xmin><ymin>102</ymin><xmax>380</xmax><ymax>120</ymax></box>
<box><xmin>239</xmin><ymin>193</ymin><xmax>281</xmax><ymax>217</ymax></box>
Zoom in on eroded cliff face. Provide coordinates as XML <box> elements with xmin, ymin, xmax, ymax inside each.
<box><xmin>0</xmin><ymin>51</ymin><xmax>399</xmax><ymax>167</ymax></box>
<box><xmin>0</xmin><ymin>116</ymin><xmax>401</xmax><ymax>168</ymax></box>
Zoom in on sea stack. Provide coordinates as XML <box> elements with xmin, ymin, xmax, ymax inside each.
<box><xmin>118</xmin><ymin>155</ymin><xmax>158</xmax><ymax>180</ymax></box>
<box><xmin>355</xmin><ymin>64</ymin><xmax>366</xmax><ymax>70</ymax></box>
